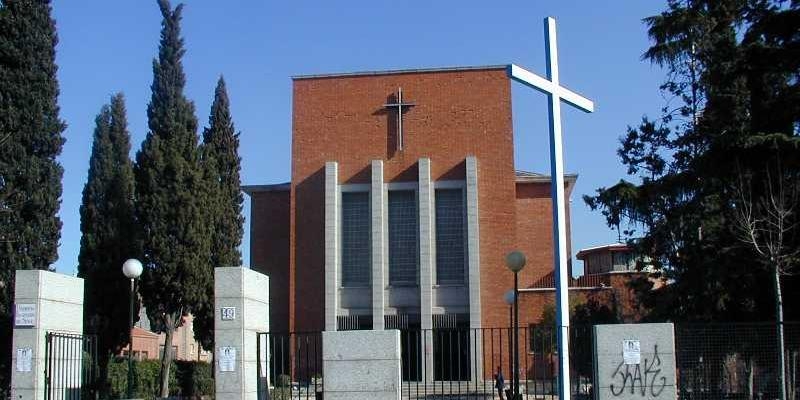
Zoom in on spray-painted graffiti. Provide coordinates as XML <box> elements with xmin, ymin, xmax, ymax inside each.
<box><xmin>610</xmin><ymin>344</ymin><xmax>668</xmax><ymax>397</ymax></box>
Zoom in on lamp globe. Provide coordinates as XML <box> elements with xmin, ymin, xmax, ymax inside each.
<box><xmin>122</xmin><ymin>259</ymin><xmax>143</xmax><ymax>279</ymax></box>
<box><xmin>505</xmin><ymin>251</ymin><xmax>526</xmax><ymax>273</ymax></box>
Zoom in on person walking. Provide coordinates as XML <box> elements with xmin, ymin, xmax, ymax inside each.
<box><xmin>494</xmin><ymin>366</ymin><xmax>505</xmax><ymax>400</ymax></box>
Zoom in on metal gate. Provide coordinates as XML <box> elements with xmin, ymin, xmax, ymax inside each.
<box><xmin>44</xmin><ymin>332</ymin><xmax>99</xmax><ymax>400</ymax></box>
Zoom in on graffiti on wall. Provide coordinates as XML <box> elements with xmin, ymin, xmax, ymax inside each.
<box><xmin>609</xmin><ymin>344</ymin><xmax>668</xmax><ymax>397</ymax></box>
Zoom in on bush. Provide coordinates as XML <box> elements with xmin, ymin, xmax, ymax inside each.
<box><xmin>174</xmin><ymin>360</ymin><xmax>214</xmax><ymax>398</ymax></box>
<box><xmin>108</xmin><ymin>358</ymin><xmax>212</xmax><ymax>399</ymax></box>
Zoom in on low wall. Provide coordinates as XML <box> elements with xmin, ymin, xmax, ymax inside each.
<box><xmin>322</xmin><ymin>330</ymin><xmax>401</xmax><ymax>400</ymax></box>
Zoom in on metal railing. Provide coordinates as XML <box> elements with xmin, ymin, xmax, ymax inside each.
<box><xmin>257</xmin><ymin>331</ymin><xmax>323</xmax><ymax>400</ymax></box>
<box><xmin>44</xmin><ymin>332</ymin><xmax>99</xmax><ymax>400</ymax></box>
<box><xmin>255</xmin><ymin>322</ymin><xmax>799</xmax><ymax>400</ymax></box>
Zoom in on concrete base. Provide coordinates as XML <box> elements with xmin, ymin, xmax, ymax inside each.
<box><xmin>593</xmin><ymin>323</ymin><xmax>677</xmax><ymax>400</ymax></box>
<box><xmin>322</xmin><ymin>330</ymin><xmax>401</xmax><ymax>400</ymax></box>
<box><xmin>214</xmin><ymin>267</ymin><xmax>270</xmax><ymax>400</ymax></box>
<box><xmin>11</xmin><ymin>270</ymin><xmax>85</xmax><ymax>400</ymax></box>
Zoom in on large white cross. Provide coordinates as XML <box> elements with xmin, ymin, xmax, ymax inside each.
<box><xmin>508</xmin><ymin>17</ymin><xmax>594</xmax><ymax>400</ymax></box>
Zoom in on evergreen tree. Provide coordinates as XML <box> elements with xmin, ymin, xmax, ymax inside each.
<box><xmin>193</xmin><ymin>76</ymin><xmax>244</xmax><ymax>351</ymax></box>
<box><xmin>0</xmin><ymin>0</ymin><xmax>65</xmax><ymax>393</ymax></box>
<box><xmin>77</xmin><ymin>94</ymin><xmax>137</xmax><ymax>391</ymax></box>
<box><xmin>585</xmin><ymin>0</ymin><xmax>800</xmax><ymax>322</ymax></box>
<box><xmin>134</xmin><ymin>1</ymin><xmax>211</xmax><ymax>396</ymax></box>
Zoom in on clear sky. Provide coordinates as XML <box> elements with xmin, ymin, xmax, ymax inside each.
<box><xmin>50</xmin><ymin>1</ymin><xmax>666</xmax><ymax>276</ymax></box>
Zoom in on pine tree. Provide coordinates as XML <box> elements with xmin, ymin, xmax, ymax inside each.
<box><xmin>193</xmin><ymin>76</ymin><xmax>244</xmax><ymax>351</ymax></box>
<box><xmin>77</xmin><ymin>94</ymin><xmax>137</xmax><ymax>390</ymax></box>
<box><xmin>585</xmin><ymin>0</ymin><xmax>800</xmax><ymax>322</ymax></box>
<box><xmin>134</xmin><ymin>1</ymin><xmax>211</xmax><ymax>396</ymax></box>
<box><xmin>0</xmin><ymin>0</ymin><xmax>65</xmax><ymax>393</ymax></box>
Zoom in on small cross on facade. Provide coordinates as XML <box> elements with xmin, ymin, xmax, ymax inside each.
<box><xmin>383</xmin><ymin>87</ymin><xmax>415</xmax><ymax>151</ymax></box>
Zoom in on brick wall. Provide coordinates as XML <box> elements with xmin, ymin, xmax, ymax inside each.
<box><xmin>250</xmin><ymin>189</ymin><xmax>291</xmax><ymax>333</ymax></box>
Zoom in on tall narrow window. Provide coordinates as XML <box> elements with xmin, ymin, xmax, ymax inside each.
<box><xmin>388</xmin><ymin>190</ymin><xmax>418</xmax><ymax>285</ymax></box>
<box><xmin>435</xmin><ymin>188</ymin><xmax>465</xmax><ymax>284</ymax></box>
<box><xmin>341</xmin><ymin>191</ymin><xmax>370</xmax><ymax>286</ymax></box>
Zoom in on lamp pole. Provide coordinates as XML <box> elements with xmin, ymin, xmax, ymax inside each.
<box><xmin>506</xmin><ymin>251</ymin><xmax>526</xmax><ymax>400</ymax></box>
<box><xmin>122</xmin><ymin>259</ymin><xmax>143</xmax><ymax>399</ymax></box>
<box><xmin>504</xmin><ymin>289</ymin><xmax>516</xmax><ymax>391</ymax></box>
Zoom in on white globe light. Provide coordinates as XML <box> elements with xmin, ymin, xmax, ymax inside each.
<box><xmin>122</xmin><ymin>258</ymin><xmax>143</xmax><ymax>279</ymax></box>
<box><xmin>505</xmin><ymin>251</ymin><xmax>526</xmax><ymax>273</ymax></box>
<box><xmin>504</xmin><ymin>289</ymin><xmax>516</xmax><ymax>305</ymax></box>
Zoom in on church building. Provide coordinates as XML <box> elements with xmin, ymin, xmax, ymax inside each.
<box><xmin>243</xmin><ymin>65</ymin><xmax>577</xmax><ymax>337</ymax></box>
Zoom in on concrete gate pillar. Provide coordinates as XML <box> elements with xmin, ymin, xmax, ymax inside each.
<box><xmin>214</xmin><ymin>267</ymin><xmax>270</xmax><ymax>400</ymax></box>
<box><xmin>11</xmin><ymin>270</ymin><xmax>85</xmax><ymax>400</ymax></box>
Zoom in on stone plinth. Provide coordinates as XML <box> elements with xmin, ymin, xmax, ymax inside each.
<box><xmin>214</xmin><ymin>267</ymin><xmax>270</xmax><ymax>400</ymax></box>
<box><xmin>11</xmin><ymin>270</ymin><xmax>85</xmax><ymax>400</ymax></box>
<box><xmin>322</xmin><ymin>330</ymin><xmax>401</xmax><ymax>400</ymax></box>
<box><xmin>593</xmin><ymin>323</ymin><xmax>677</xmax><ymax>400</ymax></box>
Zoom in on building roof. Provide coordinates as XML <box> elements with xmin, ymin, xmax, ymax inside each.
<box><xmin>241</xmin><ymin>183</ymin><xmax>290</xmax><ymax>195</ymax></box>
<box><xmin>515</xmin><ymin>170</ymin><xmax>578</xmax><ymax>184</ymax></box>
<box><xmin>292</xmin><ymin>65</ymin><xmax>509</xmax><ymax>80</ymax></box>
<box><xmin>575</xmin><ymin>242</ymin><xmax>630</xmax><ymax>259</ymax></box>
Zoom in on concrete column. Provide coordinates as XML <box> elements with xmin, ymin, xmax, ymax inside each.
<box><xmin>371</xmin><ymin>160</ymin><xmax>386</xmax><ymax>330</ymax></box>
<box><xmin>214</xmin><ymin>267</ymin><xmax>270</xmax><ymax>400</ymax></box>
<box><xmin>324</xmin><ymin>161</ymin><xmax>339</xmax><ymax>331</ymax></box>
<box><xmin>11</xmin><ymin>270</ymin><xmax>84</xmax><ymax>400</ymax></box>
<box><xmin>418</xmin><ymin>158</ymin><xmax>435</xmax><ymax>382</ymax></box>
<box><xmin>465</xmin><ymin>156</ymin><xmax>483</xmax><ymax>382</ymax></box>
<box><xmin>323</xmin><ymin>330</ymin><xmax>401</xmax><ymax>400</ymax></box>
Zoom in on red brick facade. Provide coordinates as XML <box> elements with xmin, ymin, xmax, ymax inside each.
<box><xmin>246</xmin><ymin>66</ymin><xmax>583</xmax><ymax>333</ymax></box>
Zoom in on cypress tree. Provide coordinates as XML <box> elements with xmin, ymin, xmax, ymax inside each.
<box><xmin>194</xmin><ymin>76</ymin><xmax>244</xmax><ymax>351</ymax></box>
<box><xmin>0</xmin><ymin>0</ymin><xmax>65</xmax><ymax>392</ymax></box>
<box><xmin>77</xmin><ymin>94</ymin><xmax>137</xmax><ymax>390</ymax></box>
<box><xmin>134</xmin><ymin>1</ymin><xmax>211</xmax><ymax>396</ymax></box>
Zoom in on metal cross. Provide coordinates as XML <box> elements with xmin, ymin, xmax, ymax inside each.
<box><xmin>383</xmin><ymin>87</ymin><xmax>415</xmax><ymax>151</ymax></box>
<box><xmin>508</xmin><ymin>17</ymin><xmax>594</xmax><ymax>400</ymax></box>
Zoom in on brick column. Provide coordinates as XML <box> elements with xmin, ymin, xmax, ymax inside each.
<box><xmin>465</xmin><ymin>156</ymin><xmax>483</xmax><ymax>382</ymax></box>
<box><xmin>418</xmin><ymin>158</ymin><xmax>435</xmax><ymax>381</ymax></box>
<box><xmin>371</xmin><ymin>160</ymin><xmax>386</xmax><ymax>330</ymax></box>
<box><xmin>324</xmin><ymin>161</ymin><xmax>339</xmax><ymax>331</ymax></box>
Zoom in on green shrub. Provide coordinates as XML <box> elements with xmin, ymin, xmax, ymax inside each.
<box><xmin>174</xmin><ymin>360</ymin><xmax>214</xmax><ymax>398</ymax></box>
<box><xmin>108</xmin><ymin>357</ymin><xmax>198</xmax><ymax>399</ymax></box>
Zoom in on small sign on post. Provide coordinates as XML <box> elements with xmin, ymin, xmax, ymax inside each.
<box><xmin>16</xmin><ymin>348</ymin><xmax>32</xmax><ymax>372</ymax></box>
<box><xmin>622</xmin><ymin>339</ymin><xmax>641</xmax><ymax>365</ymax></box>
<box><xmin>221</xmin><ymin>306</ymin><xmax>236</xmax><ymax>321</ymax></box>
<box><xmin>219</xmin><ymin>346</ymin><xmax>236</xmax><ymax>372</ymax></box>
<box><xmin>14</xmin><ymin>304</ymin><xmax>36</xmax><ymax>327</ymax></box>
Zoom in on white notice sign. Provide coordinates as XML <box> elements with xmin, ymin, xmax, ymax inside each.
<box><xmin>219</xmin><ymin>346</ymin><xmax>236</xmax><ymax>372</ymax></box>
<box><xmin>622</xmin><ymin>339</ymin><xmax>641</xmax><ymax>365</ymax></box>
<box><xmin>15</xmin><ymin>304</ymin><xmax>36</xmax><ymax>327</ymax></box>
<box><xmin>16</xmin><ymin>348</ymin><xmax>32</xmax><ymax>372</ymax></box>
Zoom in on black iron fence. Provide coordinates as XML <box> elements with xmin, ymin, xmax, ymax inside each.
<box><xmin>397</xmin><ymin>327</ymin><xmax>594</xmax><ymax>399</ymax></box>
<box><xmin>256</xmin><ymin>322</ymin><xmax>799</xmax><ymax>400</ymax></box>
<box><xmin>675</xmin><ymin>322</ymin><xmax>800</xmax><ymax>400</ymax></box>
<box><xmin>44</xmin><ymin>332</ymin><xmax>99</xmax><ymax>400</ymax></box>
<box><xmin>256</xmin><ymin>331</ymin><xmax>323</xmax><ymax>400</ymax></box>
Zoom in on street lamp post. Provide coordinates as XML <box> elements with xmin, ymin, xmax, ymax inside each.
<box><xmin>504</xmin><ymin>289</ymin><xmax>516</xmax><ymax>392</ymax></box>
<box><xmin>506</xmin><ymin>251</ymin><xmax>526</xmax><ymax>400</ymax></box>
<box><xmin>122</xmin><ymin>258</ymin><xmax>143</xmax><ymax>399</ymax></box>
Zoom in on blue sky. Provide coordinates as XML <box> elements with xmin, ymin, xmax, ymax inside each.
<box><xmin>51</xmin><ymin>1</ymin><xmax>666</xmax><ymax>276</ymax></box>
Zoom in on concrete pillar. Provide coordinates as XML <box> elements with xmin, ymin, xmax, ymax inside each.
<box><xmin>465</xmin><ymin>156</ymin><xmax>483</xmax><ymax>382</ymax></box>
<box><xmin>371</xmin><ymin>160</ymin><xmax>386</xmax><ymax>330</ymax></box>
<box><xmin>324</xmin><ymin>161</ymin><xmax>339</xmax><ymax>331</ymax></box>
<box><xmin>418</xmin><ymin>158</ymin><xmax>435</xmax><ymax>381</ymax></box>
<box><xmin>214</xmin><ymin>267</ymin><xmax>270</xmax><ymax>400</ymax></box>
<box><xmin>11</xmin><ymin>270</ymin><xmax>84</xmax><ymax>400</ymax></box>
